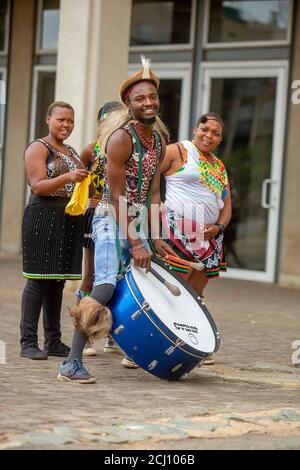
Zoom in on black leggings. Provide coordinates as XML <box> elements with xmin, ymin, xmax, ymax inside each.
<box><xmin>20</xmin><ymin>278</ymin><xmax>65</xmax><ymax>349</ymax></box>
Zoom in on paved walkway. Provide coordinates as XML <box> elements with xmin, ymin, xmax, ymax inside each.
<box><xmin>0</xmin><ymin>256</ymin><xmax>299</xmax><ymax>450</ymax></box>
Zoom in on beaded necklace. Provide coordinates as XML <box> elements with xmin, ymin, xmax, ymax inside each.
<box><xmin>192</xmin><ymin>140</ymin><xmax>227</xmax><ymax>198</ymax></box>
<box><xmin>132</xmin><ymin>123</ymin><xmax>156</xmax><ymax>162</ymax></box>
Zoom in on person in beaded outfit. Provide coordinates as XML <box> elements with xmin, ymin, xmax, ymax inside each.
<box><xmin>161</xmin><ymin>113</ymin><xmax>232</xmax><ymax>301</ymax></box>
<box><xmin>21</xmin><ymin>101</ymin><xmax>90</xmax><ymax>360</ymax></box>
<box><xmin>58</xmin><ymin>57</ymin><xmax>176</xmax><ymax>383</ymax></box>
<box><xmin>76</xmin><ymin>101</ymin><xmax>123</xmax><ymax>357</ymax></box>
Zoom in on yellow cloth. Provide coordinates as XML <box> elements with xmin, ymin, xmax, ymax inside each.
<box><xmin>65</xmin><ymin>175</ymin><xmax>92</xmax><ymax>216</ymax></box>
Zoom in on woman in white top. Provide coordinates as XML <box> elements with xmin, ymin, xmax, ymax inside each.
<box><xmin>161</xmin><ymin>113</ymin><xmax>232</xmax><ymax>297</ymax></box>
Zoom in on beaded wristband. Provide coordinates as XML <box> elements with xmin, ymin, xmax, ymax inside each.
<box><xmin>129</xmin><ymin>242</ymin><xmax>146</xmax><ymax>254</ymax></box>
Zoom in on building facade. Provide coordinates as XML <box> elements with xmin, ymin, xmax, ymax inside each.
<box><xmin>1</xmin><ymin>0</ymin><xmax>300</xmax><ymax>288</ymax></box>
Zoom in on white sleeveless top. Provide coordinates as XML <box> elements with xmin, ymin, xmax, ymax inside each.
<box><xmin>165</xmin><ymin>140</ymin><xmax>224</xmax><ymax>225</ymax></box>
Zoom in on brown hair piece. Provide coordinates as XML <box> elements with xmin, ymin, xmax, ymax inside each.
<box><xmin>69</xmin><ymin>297</ymin><xmax>112</xmax><ymax>339</ymax></box>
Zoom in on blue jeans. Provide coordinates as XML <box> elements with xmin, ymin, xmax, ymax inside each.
<box><xmin>92</xmin><ymin>214</ymin><xmax>130</xmax><ymax>287</ymax></box>
<box><xmin>92</xmin><ymin>213</ymin><xmax>151</xmax><ymax>288</ymax></box>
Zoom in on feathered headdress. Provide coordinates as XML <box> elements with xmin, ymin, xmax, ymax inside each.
<box><xmin>119</xmin><ymin>55</ymin><xmax>160</xmax><ymax>104</ymax></box>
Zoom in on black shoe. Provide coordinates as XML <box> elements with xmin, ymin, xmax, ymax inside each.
<box><xmin>21</xmin><ymin>346</ymin><xmax>48</xmax><ymax>360</ymax></box>
<box><xmin>44</xmin><ymin>342</ymin><xmax>70</xmax><ymax>357</ymax></box>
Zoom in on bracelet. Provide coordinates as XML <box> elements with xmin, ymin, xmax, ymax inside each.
<box><xmin>215</xmin><ymin>223</ymin><xmax>225</xmax><ymax>234</ymax></box>
<box><xmin>129</xmin><ymin>242</ymin><xmax>146</xmax><ymax>254</ymax></box>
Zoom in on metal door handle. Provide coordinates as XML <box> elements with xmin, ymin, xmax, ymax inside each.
<box><xmin>261</xmin><ymin>179</ymin><xmax>276</xmax><ymax>209</ymax></box>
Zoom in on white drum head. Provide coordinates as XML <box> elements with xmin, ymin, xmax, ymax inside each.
<box><xmin>130</xmin><ymin>261</ymin><xmax>217</xmax><ymax>353</ymax></box>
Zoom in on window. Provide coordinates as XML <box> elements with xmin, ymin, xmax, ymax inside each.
<box><xmin>0</xmin><ymin>0</ymin><xmax>9</xmax><ymax>53</ymax></box>
<box><xmin>30</xmin><ymin>68</ymin><xmax>56</xmax><ymax>140</ymax></box>
<box><xmin>38</xmin><ymin>0</ymin><xmax>60</xmax><ymax>52</ymax></box>
<box><xmin>130</xmin><ymin>0</ymin><xmax>194</xmax><ymax>48</ymax></box>
<box><xmin>0</xmin><ymin>69</ymin><xmax>6</xmax><ymax>193</ymax></box>
<box><xmin>0</xmin><ymin>71</ymin><xmax>5</xmax><ymax>139</ymax></box>
<box><xmin>205</xmin><ymin>0</ymin><xmax>292</xmax><ymax>46</ymax></box>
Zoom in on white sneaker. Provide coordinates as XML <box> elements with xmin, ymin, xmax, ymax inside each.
<box><xmin>202</xmin><ymin>356</ymin><xmax>215</xmax><ymax>365</ymax></box>
<box><xmin>103</xmin><ymin>337</ymin><xmax>123</xmax><ymax>355</ymax></box>
<box><xmin>83</xmin><ymin>339</ymin><xmax>97</xmax><ymax>357</ymax></box>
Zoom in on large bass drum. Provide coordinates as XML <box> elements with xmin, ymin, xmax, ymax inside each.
<box><xmin>109</xmin><ymin>258</ymin><xmax>220</xmax><ymax>381</ymax></box>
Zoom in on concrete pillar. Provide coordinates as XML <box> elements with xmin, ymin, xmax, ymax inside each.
<box><xmin>279</xmin><ymin>2</ymin><xmax>300</xmax><ymax>288</ymax></box>
<box><xmin>56</xmin><ymin>0</ymin><xmax>132</xmax><ymax>152</ymax></box>
<box><xmin>0</xmin><ymin>0</ymin><xmax>35</xmax><ymax>253</ymax></box>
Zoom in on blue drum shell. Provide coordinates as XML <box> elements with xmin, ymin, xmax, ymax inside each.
<box><xmin>108</xmin><ymin>269</ymin><xmax>215</xmax><ymax>381</ymax></box>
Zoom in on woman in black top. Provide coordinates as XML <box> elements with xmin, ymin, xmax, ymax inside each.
<box><xmin>21</xmin><ymin>101</ymin><xmax>89</xmax><ymax>360</ymax></box>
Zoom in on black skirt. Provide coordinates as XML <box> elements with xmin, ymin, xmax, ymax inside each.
<box><xmin>22</xmin><ymin>195</ymin><xmax>83</xmax><ymax>280</ymax></box>
<box><xmin>82</xmin><ymin>207</ymin><xmax>95</xmax><ymax>249</ymax></box>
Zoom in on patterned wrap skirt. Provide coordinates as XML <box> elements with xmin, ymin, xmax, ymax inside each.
<box><xmin>161</xmin><ymin>210</ymin><xmax>227</xmax><ymax>278</ymax></box>
<box><xmin>22</xmin><ymin>195</ymin><xmax>84</xmax><ymax>280</ymax></box>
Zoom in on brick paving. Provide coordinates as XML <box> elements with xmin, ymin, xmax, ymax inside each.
<box><xmin>0</xmin><ymin>255</ymin><xmax>299</xmax><ymax>450</ymax></box>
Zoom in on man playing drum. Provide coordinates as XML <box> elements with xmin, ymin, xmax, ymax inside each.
<box><xmin>58</xmin><ymin>57</ymin><xmax>175</xmax><ymax>384</ymax></box>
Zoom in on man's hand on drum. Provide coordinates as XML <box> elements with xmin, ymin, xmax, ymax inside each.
<box><xmin>132</xmin><ymin>246</ymin><xmax>152</xmax><ymax>272</ymax></box>
<box><xmin>153</xmin><ymin>239</ymin><xmax>177</xmax><ymax>258</ymax></box>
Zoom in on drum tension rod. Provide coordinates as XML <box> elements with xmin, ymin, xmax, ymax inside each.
<box><xmin>131</xmin><ymin>301</ymin><xmax>150</xmax><ymax>320</ymax></box>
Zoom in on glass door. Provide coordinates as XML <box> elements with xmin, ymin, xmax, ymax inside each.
<box><xmin>199</xmin><ymin>61</ymin><xmax>288</xmax><ymax>281</ymax></box>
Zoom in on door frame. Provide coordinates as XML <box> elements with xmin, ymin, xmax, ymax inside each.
<box><xmin>198</xmin><ymin>60</ymin><xmax>289</xmax><ymax>282</ymax></box>
<box><xmin>128</xmin><ymin>62</ymin><xmax>192</xmax><ymax>141</ymax></box>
